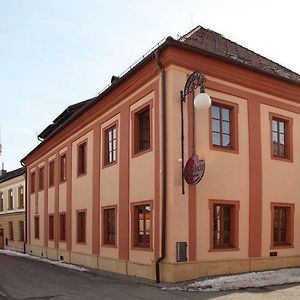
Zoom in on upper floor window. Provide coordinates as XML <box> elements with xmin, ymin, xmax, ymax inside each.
<box><xmin>104</xmin><ymin>125</ymin><xmax>117</xmax><ymax>166</ymax></box>
<box><xmin>8</xmin><ymin>189</ymin><xmax>13</xmax><ymax>210</ymax></box>
<box><xmin>38</xmin><ymin>167</ymin><xmax>44</xmax><ymax>191</ymax></box>
<box><xmin>60</xmin><ymin>154</ymin><xmax>67</xmax><ymax>183</ymax></box>
<box><xmin>30</xmin><ymin>172</ymin><xmax>35</xmax><ymax>194</ymax></box>
<box><xmin>271</xmin><ymin>114</ymin><xmax>292</xmax><ymax>161</ymax></box>
<box><xmin>133</xmin><ymin>105</ymin><xmax>151</xmax><ymax>155</ymax></box>
<box><xmin>210</xmin><ymin>100</ymin><xmax>238</xmax><ymax>153</ymax></box>
<box><xmin>18</xmin><ymin>186</ymin><xmax>24</xmax><ymax>209</ymax></box>
<box><xmin>0</xmin><ymin>192</ymin><xmax>3</xmax><ymax>211</ymax></box>
<box><xmin>49</xmin><ymin>160</ymin><xmax>55</xmax><ymax>187</ymax></box>
<box><xmin>77</xmin><ymin>142</ymin><xmax>87</xmax><ymax>176</ymax></box>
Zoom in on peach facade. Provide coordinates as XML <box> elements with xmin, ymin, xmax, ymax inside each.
<box><xmin>22</xmin><ymin>30</ymin><xmax>300</xmax><ymax>282</ymax></box>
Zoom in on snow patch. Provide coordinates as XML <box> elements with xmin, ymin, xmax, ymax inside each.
<box><xmin>163</xmin><ymin>268</ymin><xmax>300</xmax><ymax>292</ymax></box>
<box><xmin>0</xmin><ymin>249</ymin><xmax>87</xmax><ymax>272</ymax></box>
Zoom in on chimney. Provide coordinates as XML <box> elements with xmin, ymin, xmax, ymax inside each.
<box><xmin>0</xmin><ymin>163</ymin><xmax>6</xmax><ymax>176</ymax></box>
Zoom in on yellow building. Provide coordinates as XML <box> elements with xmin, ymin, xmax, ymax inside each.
<box><xmin>22</xmin><ymin>25</ymin><xmax>300</xmax><ymax>282</ymax></box>
<box><xmin>0</xmin><ymin>167</ymin><xmax>25</xmax><ymax>252</ymax></box>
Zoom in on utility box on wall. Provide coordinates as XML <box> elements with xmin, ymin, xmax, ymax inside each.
<box><xmin>176</xmin><ymin>241</ymin><xmax>187</xmax><ymax>262</ymax></box>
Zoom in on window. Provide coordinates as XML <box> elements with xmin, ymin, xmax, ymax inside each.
<box><xmin>0</xmin><ymin>192</ymin><xmax>3</xmax><ymax>211</ymax></box>
<box><xmin>271</xmin><ymin>203</ymin><xmax>294</xmax><ymax>247</ymax></box>
<box><xmin>49</xmin><ymin>215</ymin><xmax>54</xmax><ymax>240</ymax></box>
<box><xmin>133</xmin><ymin>105</ymin><xmax>151</xmax><ymax>154</ymax></box>
<box><xmin>77</xmin><ymin>210</ymin><xmax>86</xmax><ymax>243</ymax></box>
<box><xmin>60</xmin><ymin>154</ymin><xmax>67</xmax><ymax>182</ymax></box>
<box><xmin>104</xmin><ymin>125</ymin><xmax>117</xmax><ymax>165</ymax></box>
<box><xmin>103</xmin><ymin>207</ymin><xmax>116</xmax><ymax>246</ymax></box>
<box><xmin>60</xmin><ymin>213</ymin><xmax>66</xmax><ymax>241</ymax></box>
<box><xmin>77</xmin><ymin>142</ymin><xmax>87</xmax><ymax>176</ymax></box>
<box><xmin>210</xmin><ymin>100</ymin><xmax>238</xmax><ymax>152</ymax></box>
<box><xmin>19</xmin><ymin>221</ymin><xmax>24</xmax><ymax>241</ymax></box>
<box><xmin>34</xmin><ymin>216</ymin><xmax>39</xmax><ymax>239</ymax></box>
<box><xmin>8</xmin><ymin>189</ymin><xmax>13</xmax><ymax>210</ymax></box>
<box><xmin>49</xmin><ymin>161</ymin><xmax>55</xmax><ymax>187</ymax></box>
<box><xmin>8</xmin><ymin>222</ymin><xmax>13</xmax><ymax>240</ymax></box>
<box><xmin>31</xmin><ymin>172</ymin><xmax>35</xmax><ymax>194</ymax></box>
<box><xmin>38</xmin><ymin>167</ymin><xmax>44</xmax><ymax>190</ymax></box>
<box><xmin>209</xmin><ymin>200</ymin><xmax>239</xmax><ymax>251</ymax></box>
<box><xmin>132</xmin><ymin>203</ymin><xmax>152</xmax><ymax>248</ymax></box>
<box><xmin>18</xmin><ymin>186</ymin><xmax>24</xmax><ymax>209</ymax></box>
<box><xmin>271</xmin><ymin>114</ymin><xmax>292</xmax><ymax>161</ymax></box>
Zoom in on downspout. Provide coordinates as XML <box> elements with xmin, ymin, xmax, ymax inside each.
<box><xmin>20</xmin><ymin>161</ymin><xmax>27</xmax><ymax>254</ymax></box>
<box><xmin>154</xmin><ymin>50</ymin><xmax>167</xmax><ymax>283</ymax></box>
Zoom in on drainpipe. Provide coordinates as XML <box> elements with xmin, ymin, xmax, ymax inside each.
<box><xmin>21</xmin><ymin>161</ymin><xmax>27</xmax><ymax>254</ymax></box>
<box><xmin>154</xmin><ymin>50</ymin><xmax>167</xmax><ymax>283</ymax></box>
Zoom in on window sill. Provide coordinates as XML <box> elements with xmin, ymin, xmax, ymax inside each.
<box><xmin>132</xmin><ymin>147</ymin><xmax>152</xmax><ymax>159</ymax></box>
<box><xmin>270</xmin><ymin>244</ymin><xmax>294</xmax><ymax>249</ymax></box>
<box><xmin>102</xmin><ymin>161</ymin><xmax>118</xmax><ymax>169</ymax></box>
<box><xmin>77</xmin><ymin>172</ymin><xmax>87</xmax><ymax>179</ymax></box>
<box><xmin>76</xmin><ymin>241</ymin><xmax>87</xmax><ymax>245</ymax></box>
<box><xmin>210</xmin><ymin>145</ymin><xmax>238</xmax><ymax>154</ymax></box>
<box><xmin>209</xmin><ymin>246</ymin><xmax>239</xmax><ymax>252</ymax></box>
<box><xmin>131</xmin><ymin>245</ymin><xmax>153</xmax><ymax>252</ymax></box>
<box><xmin>271</xmin><ymin>156</ymin><xmax>293</xmax><ymax>163</ymax></box>
<box><xmin>101</xmin><ymin>243</ymin><xmax>117</xmax><ymax>248</ymax></box>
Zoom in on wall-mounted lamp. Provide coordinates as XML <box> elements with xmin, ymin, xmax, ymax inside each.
<box><xmin>180</xmin><ymin>71</ymin><xmax>211</xmax><ymax>194</ymax></box>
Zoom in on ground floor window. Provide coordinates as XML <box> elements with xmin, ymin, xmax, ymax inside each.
<box><xmin>19</xmin><ymin>221</ymin><xmax>24</xmax><ymax>241</ymax></box>
<box><xmin>102</xmin><ymin>206</ymin><xmax>116</xmax><ymax>246</ymax></box>
<box><xmin>34</xmin><ymin>216</ymin><xmax>39</xmax><ymax>239</ymax></box>
<box><xmin>49</xmin><ymin>215</ymin><xmax>54</xmax><ymax>240</ymax></box>
<box><xmin>209</xmin><ymin>200</ymin><xmax>239</xmax><ymax>251</ymax></box>
<box><xmin>271</xmin><ymin>202</ymin><xmax>294</xmax><ymax>247</ymax></box>
<box><xmin>132</xmin><ymin>202</ymin><xmax>152</xmax><ymax>249</ymax></box>
<box><xmin>77</xmin><ymin>210</ymin><xmax>86</xmax><ymax>243</ymax></box>
<box><xmin>60</xmin><ymin>213</ymin><xmax>66</xmax><ymax>242</ymax></box>
<box><xmin>8</xmin><ymin>222</ymin><xmax>14</xmax><ymax>241</ymax></box>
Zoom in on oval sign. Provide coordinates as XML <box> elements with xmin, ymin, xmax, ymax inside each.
<box><xmin>184</xmin><ymin>153</ymin><xmax>205</xmax><ymax>185</ymax></box>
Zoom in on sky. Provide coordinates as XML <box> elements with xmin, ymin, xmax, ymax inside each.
<box><xmin>0</xmin><ymin>0</ymin><xmax>299</xmax><ymax>171</ymax></box>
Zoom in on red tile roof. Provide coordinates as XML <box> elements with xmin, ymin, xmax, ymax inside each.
<box><xmin>179</xmin><ymin>25</ymin><xmax>300</xmax><ymax>84</ymax></box>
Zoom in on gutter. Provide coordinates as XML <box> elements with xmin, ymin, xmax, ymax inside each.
<box><xmin>20</xmin><ymin>161</ymin><xmax>27</xmax><ymax>254</ymax></box>
<box><xmin>154</xmin><ymin>50</ymin><xmax>167</xmax><ymax>283</ymax></box>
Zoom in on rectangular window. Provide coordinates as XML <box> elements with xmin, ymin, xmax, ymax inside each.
<box><xmin>103</xmin><ymin>207</ymin><xmax>116</xmax><ymax>245</ymax></box>
<box><xmin>134</xmin><ymin>105</ymin><xmax>151</xmax><ymax>154</ymax></box>
<box><xmin>209</xmin><ymin>200</ymin><xmax>239</xmax><ymax>251</ymax></box>
<box><xmin>18</xmin><ymin>186</ymin><xmax>24</xmax><ymax>209</ymax></box>
<box><xmin>19</xmin><ymin>221</ymin><xmax>24</xmax><ymax>241</ymax></box>
<box><xmin>210</xmin><ymin>100</ymin><xmax>238</xmax><ymax>152</ymax></box>
<box><xmin>31</xmin><ymin>172</ymin><xmax>35</xmax><ymax>194</ymax></box>
<box><xmin>8</xmin><ymin>222</ymin><xmax>14</xmax><ymax>240</ymax></box>
<box><xmin>77</xmin><ymin>142</ymin><xmax>87</xmax><ymax>176</ymax></box>
<box><xmin>38</xmin><ymin>167</ymin><xmax>44</xmax><ymax>190</ymax></box>
<box><xmin>104</xmin><ymin>125</ymin><xmax>117</xmax><ymax>165</ymax></box>
<box><xmin>272</xmin><ymin>203</ymin><xmax>294</xmax><ymax>247</ymax></box>
<box><xmin>0</xmin><ymin>192</ymin><xmax>3</xmax><ymax>211</ymax></box>
<box><xmin>60</xmin><ymin>154</ymin><xmax>67</xmax><ymax>182</ymax></box>
<box><xmin>60</xmin><ymin>213</ymin><xmax>66</xmax><ymax>241</ymax></box>
<box><xmin>34</xmin><ymin>216</ymin><xmax>39</xmax><ymax>239</ymax></box>
<box><xmin>48</xmin><ymin>215</ymin><xmax>54</xmax><ymax>240</ymax></box>
<box><xmin>132</xmin><ymin>203</ymin><xmax>152</xmax><ymax>248</ymax></box>
<box><xmin>8</xmin><ymin>189</ymin><xmax>13</xmax><ymax>210</ymax></box>
<box><xmin>77</xmin><ymin>210</ymin><xmax>86</xmax><ymax>243</ymax></box>
<box><xmin>271</xmin><ymin>115</ymin><xmax>292</xmax><ymax>161</ymax></box>
<box><xmin>49</xmin><ymin>161</ymin><xmax>55</xmax><ymax>187</ymax></box>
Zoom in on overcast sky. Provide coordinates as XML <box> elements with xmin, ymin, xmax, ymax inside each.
<box><xmin>0</xmin><ymin>0</ymin><xmax>299</xmax><ymax>170</ymax></box>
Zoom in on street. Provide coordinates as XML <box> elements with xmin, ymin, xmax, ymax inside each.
<box><xmin>2</xmin><ymin>253</ymin><xmax>300</xmax><ymax>299</ymax></box>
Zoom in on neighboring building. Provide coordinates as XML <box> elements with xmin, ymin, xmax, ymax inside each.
<box><xmin>21</xmin><ymin>25</ymin><xmax>300</xmax><ymax>282</ymax></box>
<box><xmin>0</xmin><ymin>167</ymin><xmax>25</xmax><ymax>252</ymax></box>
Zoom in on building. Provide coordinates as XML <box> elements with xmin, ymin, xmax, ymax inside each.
<box><xmin>0</xmin><ymin>167</ymin><xmax>25</xmax><ymax>252</ymax></box>
<box><xmin>21</xmin><ymin>25</ymin><xmax>300</xmax><ymax>282</ymax></box>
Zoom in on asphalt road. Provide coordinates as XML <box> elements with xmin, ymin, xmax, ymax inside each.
<box><xmin>1</xmin><ymin>253</ymin><xmax>300</xmax><ymax>299</ymax></box>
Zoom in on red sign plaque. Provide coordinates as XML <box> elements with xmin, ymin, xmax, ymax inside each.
<box><xmin>184</xmin><ymin>153</ymin><xmax>205</xmax><ymax>185</ymax></box>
